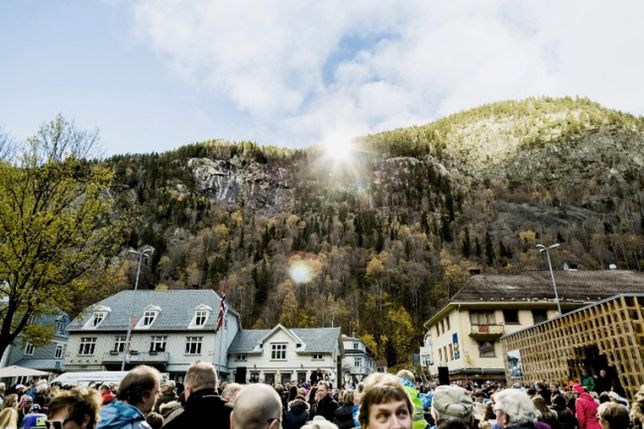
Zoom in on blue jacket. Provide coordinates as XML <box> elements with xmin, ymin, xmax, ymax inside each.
<box><xmin>97</xmin><ymin>401</ymin><xmax>151</xmax><ymax>429</ymax></box>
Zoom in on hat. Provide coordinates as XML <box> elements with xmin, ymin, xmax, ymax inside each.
<box><xmin>16</xmin><ymin>384</ymin><xmax>26</xmax><ymax>390</ymax></box>
<box><xmin>573</xmin><ymin>384</ymin><xmax>586</xmax><ymax>394</ymax></box>
<box><xmin>431</xmin><ymin>385</ymin><xmax>474</xmax><ymax>420</ymax></box>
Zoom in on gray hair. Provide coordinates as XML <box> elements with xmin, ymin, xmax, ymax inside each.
<box><xmin>493</xmin><ymin>388</ymin><xmax>537</xmax><ymax>426</ymax></box>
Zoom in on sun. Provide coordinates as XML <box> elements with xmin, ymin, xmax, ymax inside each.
<box><xmin>324</xmin><ymin>138</ymin><xmax>354</xmax><ymax>162</ymax></box>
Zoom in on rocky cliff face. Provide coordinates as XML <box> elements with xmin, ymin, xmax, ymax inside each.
<box><xmin>187</xmin><ymin>156</ymin><xmax>293</xmax><ymax>212</ymax></box>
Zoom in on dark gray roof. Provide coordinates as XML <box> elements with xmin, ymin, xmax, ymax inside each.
<box><xmin>17</xmin><ymin>358</ymin><xmax>63</xmax><ymax>371</ymax></box>
<box><xmin>68</xmin><ymin>290</ymin><xmax>236</xmax><ymax>331</ymax></box>
<box><xmin>228</xmin><ymin>326</ymin><xmax>341</xmax><ymax>353</ymax></box>
<box><xmin>451</xmin><ymin>270</ymin><xmax>644</xmax><ymax>303</ymax></box>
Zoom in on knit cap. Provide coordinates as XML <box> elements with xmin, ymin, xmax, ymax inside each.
<box><xmin>431</xmin><ymin>385</ymin><xmax>474</xmax><ymax>420</ymax></box>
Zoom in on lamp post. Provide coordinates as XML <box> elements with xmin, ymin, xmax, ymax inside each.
<box><xmin>536</xmin><ymin>243</ymin><xmax>562</xmax><ymax>315</ymax></box>
<box><xmin>121</xmin><ymin>247</ymin><xmax>152</xmax><ymax>371</ymax></box>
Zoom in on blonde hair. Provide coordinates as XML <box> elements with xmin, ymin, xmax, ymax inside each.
<box><xmin>0</xmin><ymin>407</ymin><xmax>18</xmax><ymax>429</ymax></box>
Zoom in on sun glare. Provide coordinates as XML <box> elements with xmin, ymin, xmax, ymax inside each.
<box><xmin>324</xmin><ymin>138</ymin><xmax>354</xmax><ymax>162</ymax></box>
<box><xmin>289</xmin><ymin>260</ymin><xmax>313</xmax><ymax>284</ymax></box>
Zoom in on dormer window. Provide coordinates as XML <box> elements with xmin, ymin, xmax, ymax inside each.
<box><xmin>137</xmin><ymin>305</ymin><xmax>161</xmax><ymax>328</ymax></box>
<box><xmin>83</xmin><ymin>306</ymin><xmax>111</xmax><ymax>329</ymax></box>
<box><xmin>189</xmin><ymin>304</ymin><xmax>212</xmax><ymax>329</ymax></box>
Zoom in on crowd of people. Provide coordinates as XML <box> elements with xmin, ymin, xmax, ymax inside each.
<box><xmin>0</xmin><ymin>365</ymin><xmax>643</xmax><ymax>429</ymax></box>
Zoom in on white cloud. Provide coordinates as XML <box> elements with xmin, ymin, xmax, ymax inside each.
<box><xmin>130</xmin><ymin>0</ymin><xmax>644</xmax><ymax>148</ymax></box>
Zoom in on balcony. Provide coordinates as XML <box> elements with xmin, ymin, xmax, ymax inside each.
<box><xmin>469</xmin><ymin>323</ymin><xmax>505</xmax><ymax>339</ymax></box>
<box><xmin>102</xmin><ymin>351</ymin><xmax>170</xmax><ymax>365</ymax></box>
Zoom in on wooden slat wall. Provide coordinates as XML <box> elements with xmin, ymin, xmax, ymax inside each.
<box><xmin>501</xmin><ymin>294</ymin><xmax>644</xmax><ymax>399</ymax></box>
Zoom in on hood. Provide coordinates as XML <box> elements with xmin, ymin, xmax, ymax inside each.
<box><xmin>288</xmin><ymin>398</ymin><xmax>310</xmax><ymax>412</ymax></box>
<box><xmin>98</xmin><ymin>401</ymin><xmax>145</xmax><ymax>429</ymax></box>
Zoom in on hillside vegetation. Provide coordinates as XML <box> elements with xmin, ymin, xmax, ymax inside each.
<box><xmin>102</xmin><ymin>97</ymin><xmax>644</xmax><ymax>367</ymax></box>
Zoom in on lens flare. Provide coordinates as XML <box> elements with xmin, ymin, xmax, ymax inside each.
<box><xmin>289</xmin><ymin>260</ymin><xmax>313</xmax><ymax>284</ymax></box>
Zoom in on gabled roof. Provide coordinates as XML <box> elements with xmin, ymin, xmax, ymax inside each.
<box><xmin>228</xmin><ymin>327</ymin><xmax>341</xmax><ymax>354</ymax></box>
<box><xmin>257</xmin><ymin>324</ymin><xmax>305</xmax><ymax>348</ymax></box>
<box><xmin>68</xmin><ymin>290</ymin><xmax>239</xmax><ymax>332</ymax></box>
<box><xmin>451</xmin><ymin>270</ymin><xmax>644</xmax><ymax>303</ymax></box>
<box><xmin>424</xmin><ymin>270</ymin><xmax>644</xmax><ymax>328</ymax></box>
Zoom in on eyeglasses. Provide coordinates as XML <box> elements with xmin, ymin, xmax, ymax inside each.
<box><xmin>46</xmin><ymin>418</ymin><xmax>73</xmax><ymax>429</ymax></box>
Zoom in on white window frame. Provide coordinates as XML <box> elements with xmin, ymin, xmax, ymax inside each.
<box><xmin>113</xmin><ymin>335</ymin><xmax>127</xmax><ymax>353</ymax></box>
<box><xmin>271</xmin><ymin>343</ymin><xmax>287</xmax><ymax>360</ymax></box>
<box><xmin>142</xmin><ymin>310</ymin><xmax>158</xmax><ymax>326</ymax></box>
<box><xmin>185</xmin><ymin>336</ymin><xmax>203</xmax><ymax>355</ymax></box>
<box><xmin>236</xmin><ymin>354</ymin><xmax>247</xmax><ymax>361</ymax></box>
<box><xmin>150</xmin><ymin>336</ymin><xmax>167</xmax><ymax>352</ymax></box>
<box><xmin>353</xmin><ymin>342</ymin><xmax>360</xmax><ymax>350</ymax></box>
<box><xmin>24</xmin><ymin>342</ymin><xmax>34</xmax><ymax>356</ymax></box>
<box><xmin>54</xmin><ymin>344</ymin><xmax>64</xmax><ymax>359</ymax></box>
<box><xmin>79</xmin><ymin>337</ymin><xmax>97</xmax><ymax>356</ymax></box>
<box><xmin>312</xmin><ymin>353</ymin><xmax>323</xmax><ymax>360</ymax></box>
<box><xmin>55</xmin><ymin>320</ymin><xmax>65</xmax><ymax>335</ymax></box>
<box><xmin>83</xmin><ymin>306</ymin><xmax>111</xmax><ymax>329</ymax></box>
<box><xmin>354</xmin><ymin>357</ymin><xmax>362</xmax><ymax>367</ymax></box>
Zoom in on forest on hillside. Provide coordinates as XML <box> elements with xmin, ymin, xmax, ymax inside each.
<box><xmin>99</xmin><ymin>97</ymin><xmax>644</xmax><ymax>368</ymax></box>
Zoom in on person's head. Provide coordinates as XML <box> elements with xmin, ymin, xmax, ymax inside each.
<box><xmin>342</xmin><ymin>390</ymin><xmax>354</xmax><ymax>405</ymax></box>
<box><xmin>493</xmin><ymin>388</ymin><xmax>538</xmax><ymax>428</ymax></box>
<box><xmin>301</xmin><ymin>420</ymin><xmax>339</xmax><ymax>429</ymax></box>
<box><xmin>597</xmin><ymin>402</ymin><xmax>629</xmax><ymax>429</ymax></box>
<box><xmin>98</xmin><ymin>384</ymin><xmax>110</xmax><ymax>394</ymax></box>
<box><xmin>532</xmin><ymin>395</ymin><xmax>550</xmax><ymax>416</ymax></box>
<box><xmin>396</xmin><ymin>370</ymin><xmax>415</xmax><ymax>384</ymax></box>
<box><xmin>358</xmin><ymin>373</ymin><xmax>412</xmax><ymax>429</ymax></box>
<box><xmin>573</xmin><ymin>384</ymin><xmax>586</xmax><ymax>396</ymax></box>
<box><xmin>117</xmin><ymin>365</ymin><xmax>161</xmax><ymax>413</ymax></box>
<box><xmin>145</xmin><ymin>411</ymin><xmax>164</xmax><ymax>429</ymax></box>
<box><xmin>20</xmin><ymin>394</ymin><xmax>34</xmax><ymax>410</ymax></box>
<box><xmin>231</xmin><ymin>383</ymin><xmax>282</xmax><ymax>429</ymax></box>
<box><xmin>316</xmin><ymin>381</ymin><xmax>330</xmax><ymax>401</ymax></box>
<box><xmin>161</xmin><ymin>380</ymin><xmax>176</xmax><ymax>394</ymax></box>
<box><xmin>184</xmin><ymin>361</ymin><xmax>218</xmax><ymax>399</ymax></box>
<box><xmin>3</xmin><ymin>393</ymin><xmax>19</xmax><ymax>409</ymax></box>
<box><xmin>47</xmin><ymin>386</ymin><xmax>101</xmax><ymax>429</ymax></box>
<box><xmin>600</xmin><ymin>369</ymin><xmax>607</xmax><ymax>377</ymax></box>
<box><xmin>222</xmin><ymin>383</ymin><xmax>243</xmax><ymax>403</ymax></box>
<box><xmin>552</xmin><ymin>394</ymin><xmax>567</xmax><ymax>410</ymax></box>
<box><xmin>0</xmin><ymin>382</ymin><xmax>5</xmax><ymax>393</ymax></box>
<box><xmin>430</xmin><ymin>385</ymin><xmax>474</xmax><ymax>427</ymax></box>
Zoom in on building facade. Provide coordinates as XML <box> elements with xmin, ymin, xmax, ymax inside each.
<box><xmin>341</xmin><ymin>335</ymin><xmax>375</xmax><ymax>387</ymax></box>
<box><xmin>421</xmin><ymin>270</ymin><xmax>644</xmax><ymax>382</ymax></box>
<box><xmin>227</xmin><ymin>324</ymin><xmax>343</xmax><ymax>386</ymax></box>
<box><xmin>0</xmin><ymin>314</ymin><xmax>70</xmax><ymax>376</ymax></box>
<box><xmin>64</xmin><ymin>290</ymin><xmax>240</xmax><ymax>381</ymax></box>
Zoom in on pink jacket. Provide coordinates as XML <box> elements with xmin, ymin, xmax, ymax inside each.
<box><xmin>575</xmin><ymin>392</ymin><xmax>601</xmax><ymax>429</ymax></box>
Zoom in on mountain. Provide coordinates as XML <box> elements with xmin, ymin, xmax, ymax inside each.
<box><xmin>103</xmin><ymin>97</ymin><xmax>644</xmax><ymax>367</ymax></box>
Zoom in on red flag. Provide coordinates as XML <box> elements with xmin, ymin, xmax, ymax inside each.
<box><xmin>215</xmin><ymin>292</ymin><xmax>226</xmax><ymax>333</ymax></box>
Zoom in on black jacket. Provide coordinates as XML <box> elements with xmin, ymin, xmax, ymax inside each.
<box><xmin>161</xmin><ymin>388</ymin><xmax>231</xmax><ymax>429</ymax></box>
<box><xmin>312</xmin><ymin>395</ymin><xmax>339</xmax><ymax>422</ymax></box>
<box><xmin>285</xmin><ymin>399</ymin><xmax>310</xmax><ymax>429</ymax></box>
<box><xmin>334</xmin><ymin>403</ymin><xmax>355</xmax><ymax>429</ymax></box>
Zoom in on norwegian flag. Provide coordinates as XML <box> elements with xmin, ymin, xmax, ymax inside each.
<box><xmin>214</xmin><ymin>292</ymin><xmax>226</xmax><ymax>333</ymax></box>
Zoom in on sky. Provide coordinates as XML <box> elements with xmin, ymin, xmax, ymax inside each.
<box><xmin>2</xmin><ymin>1</ymin><xmax>644</xmax><ymax>157</ymax></box>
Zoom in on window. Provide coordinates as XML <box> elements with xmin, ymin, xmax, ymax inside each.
<box><xmin>503</xmin><ymin>309</ymin><xmax>519</xmax><ymax>324</ymax></box>
<box><xmin>271</xmin><ymin>343</ymin><xmax>287</xmax><ymax>360</ymax></box>
<box><xmin>448</xmin><ymin>344</ymin><xmax>454</xmax><ymax>361</ymax></box>
<box><xmin>79</xmin><ymin>337</ymin><xmax>97</xmax><ymax>355</ymax></box>
<box><xmin>478</xmin><ymin>341</ymin><xmax>496</xmax><ymax>358</ymax></box>
<box><xmin>438</xmin><ymin>348</ymin><xmax>443</xmax><ymax>362</ymax></box>
<box><xmin>354</xmin><ymin>357</ymin><xmax>362</xmax><ymax>367</ymax></box>
<box><xmin>113</xmin><ymin>336</ymin><xmax>127</xmax><ymax>353</ymax></box>
<box><xmin>236</xmin><ymin>354</ymin><xmax>247</xmax><ymax>361</ymax></box>
<box><xmin>312</xmin><ymin>353</ymin><xmax>323</xmax><ymax>360</ymax></box>
<box><xmin>195</xmin><ymin>310</ymin><xmax>208</xmax><ymax>326</ymax></box>
<box><xmin>532</xmin><ymin>309</ymin><xmax>548</xmax><ymax>324</ymax></box>
<box><xmin>150</xmin><ymin>336</ymin><xmax>167</xmax><ymax>352</ymax></box>
<box><xmin>435</xmin><ymin>325</ymin><xmax>440</xmax><ymax>336</ymax></box>
<box><xmin>446</xmin><ymin>317</ymin><xmax>450</xmax><ymax>331</ymax></box>
<box><xmin>470</xmin><ymin>311</ymin><xmax>495</xmax><ymax>325</ymax></box>
<box><xmin>24</xmin><ymin>342</ymin><xmax>34</xmax><ymax>356</ymax></box>
<box><xmin>185</xmin><ymin>337</ymin><xmax>202</xmax><ymax>355</ymax></box>
<box><xmin>54</xmin><ymin>344</ymin><xmax>65</xmax><ymax>359</ymax></box>
<box><xmin>55</xmin><ymin>320</ymin><xmax>65</xmax><ymax>335</ymax></box>
<box><xmin>28</xmin><ymin>314</ymin><xmax>36</xmax><ymax>325</ymax></box>
<box><xmin>142</xmin><ymin>311</ymin><xmax>158</xmax><ymax>326</ymax></box>
<box><xmin>353</xmin><ymin>342</ymin><xmax>359</xmax><ymax>350</ymax></box>
<box><xmin>92</xmin><ymin>311</ymin><xmax>106</xmax><ymax>327</ymax></box>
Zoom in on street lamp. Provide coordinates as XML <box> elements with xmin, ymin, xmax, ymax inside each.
<box><xmin>121</xmin><ymin>247</ymin><xmax>152</xmax><ymax>371</ymax></box>
<box><xmin>536</xmin><ymin>243</ymin><xmax>562</xmax><ymax>315</ymax></box>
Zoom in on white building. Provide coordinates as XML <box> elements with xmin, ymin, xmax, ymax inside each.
<box><xmin>64</xmin><ymin>290</ymin><xmax>240</xmax><ymax>381</ymax></box>
<box><xmin>227</xmin><ymin>324</ymin><xmax>343</xmax><ymax>386</ymax></box>
<box><xmin>340</xmin><ymin>335</ymin><xmax>375</xmax><ymax>387</ymax></box>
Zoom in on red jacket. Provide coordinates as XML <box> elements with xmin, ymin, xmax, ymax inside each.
<box><xmin>575</xmin><ymin>392</ymin><xmax>601</xmax><ymax>429</ymax></box>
